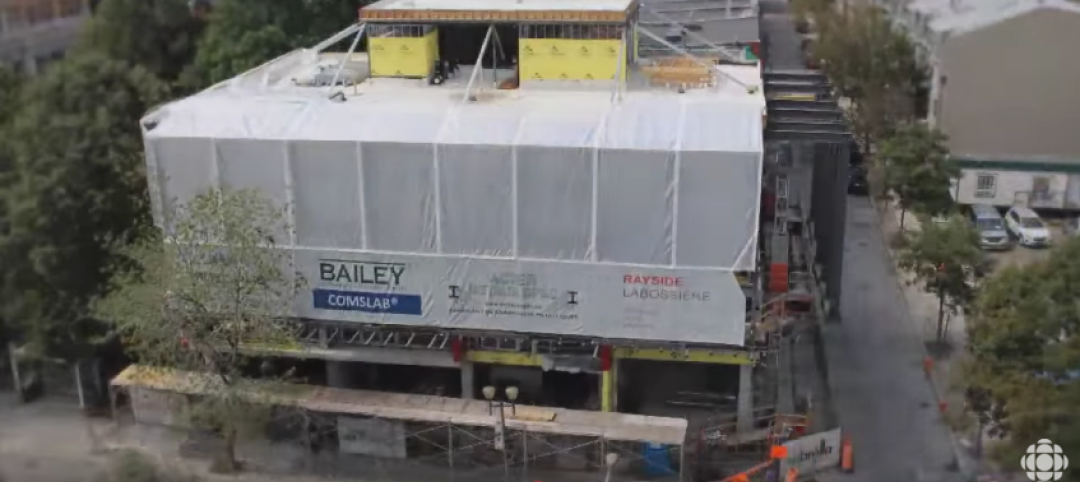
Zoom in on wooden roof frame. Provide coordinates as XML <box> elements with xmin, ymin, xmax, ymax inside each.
<box><xmin>358</xmin><ymin>5</ymin><xmax>637</xmax><ymax>24</ymax></box>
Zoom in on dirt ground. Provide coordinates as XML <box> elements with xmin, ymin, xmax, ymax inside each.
<box><xmin>985</xmin><ymin>224</ymin><xmax>1063</xmax><ymax>272</ymax></box>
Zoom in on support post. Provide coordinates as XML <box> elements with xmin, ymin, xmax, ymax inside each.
<box><xmin>460</xmin><ymin>361</ymin><xmax>475</xmax><ymax>399</ymax></box>
<box><xmin>326</xmin><ymin>361</ymin><xmax>350</xmax><ymax>388</ymax></box>
<box><xmin>448</xmin><ymin>424</ymin><xmax>454</xmax><ymax>469</ymax></box>
<box><xmin>600</xmin><ymin>368</ymin><xmax>615</xmax><ymax>412</ymax></box>
<box><xmin>737</xmin><ymin>364</ymin><xmax>754</xmax><ymax>433</ymax></box>
<box><xmin>74</xmin><ymin>360</ymin><xmax>86</xmax><ymax>409</ymax></box>
<box><xmin>329</xmin><ymin>23</ymin><xmax>367</xmax><ymax>93</ymax></box>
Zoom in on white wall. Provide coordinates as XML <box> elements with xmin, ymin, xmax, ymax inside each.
<box><xmin>954</xmin><ymin>168</ymin><xmax>1069</xmax><ymax>209</ymax></box>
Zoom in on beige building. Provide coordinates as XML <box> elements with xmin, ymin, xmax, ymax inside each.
<box><xmin>0</xmin><ymin>0</ymin><xmax>92</xmax><ymax>75</ymax></box>
<box><xmin>889</xmin><ymin>0</ymin><xmax>1080</xmax><ymax>209</ymax></box>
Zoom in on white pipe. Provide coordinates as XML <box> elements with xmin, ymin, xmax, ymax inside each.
<box><xmin>611</xmin><ymin>28</ymin><xmax>627</xmax><ymax>103</ymax></box>
<box><xmin>462</xmin><ymin>25</ymin><xmax>496</xmax><ymax>103</ymax></box>
<box><xmin>313</xmin><ymin>23</ymin><xmax>364</xmax><ymax>52</ymax></box>
<box><xmin>329</xmin><ymin>23</ymin><xmax>367</xmax><ymax>93</ymax></box>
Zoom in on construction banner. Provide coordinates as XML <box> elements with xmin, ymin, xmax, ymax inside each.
<box><xmin>519</xmin><ymin>38</ymin><xmax>626</xmax><ymax>81</ymax></box>
<box><xmin>779</xmin><ymin>428</ymin><xmax>842</xmax><ymax>475</ymax></box>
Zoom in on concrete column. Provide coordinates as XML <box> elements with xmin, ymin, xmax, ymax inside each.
<box><xmin>736</xmin><ymin>363</ymin><xmax>754</xmax><ymax>433</ymax></box>
<box><xmin>326</xmin><ymin>360</ymin><xmax>350</xmax><ymax>389</ymax></box>
<box><xmin>460</xmin><ymin>361</ymin><xmax>475</xmax><ymax>399</ymax></box>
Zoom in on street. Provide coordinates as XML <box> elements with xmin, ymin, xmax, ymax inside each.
<box><xmin>819</xmin><ymin>196</ymin><xmax>961</xmax><ymax>482</ymax></box>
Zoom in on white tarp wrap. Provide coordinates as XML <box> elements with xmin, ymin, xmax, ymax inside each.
<box><xmin>144</xmin><ymin>89</ymin><xmax>762</xmax><ymax>345</ymax></box>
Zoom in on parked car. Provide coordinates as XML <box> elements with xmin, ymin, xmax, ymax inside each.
<box><xmin>1004</xmin><ymin>206</ymin><xmax>1051</xmax><ymax>247</ymax></box>
<box><xmin>968</xmin><ymin>204</ymin><xmax>1012</xmax><ymax>250</ymax></box>
<box><xmin>847</xmin><ymin>165</ymin><xmax>868</xmax><ymax>195</ymax></box>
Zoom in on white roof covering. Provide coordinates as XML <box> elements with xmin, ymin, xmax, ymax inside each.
<box><xmin>362</xmin><ymin>0</ymin><xmax>635</xmax><ymax>12</ymax></box>
<box><xmin>147</xmin><ymin>76</ymin><xmax>765</xmax><ymax>154</ymax></box>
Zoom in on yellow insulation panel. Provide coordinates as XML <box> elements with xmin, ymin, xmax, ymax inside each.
<box><xmin>369</xmin><ymin>29</ymin><xmax>439</xmax><ymax>78</ymax></box>
<box><xmin>519</xmin><ymin>38</ymin><xmax>626</xmax><ymax>81</ymax></box>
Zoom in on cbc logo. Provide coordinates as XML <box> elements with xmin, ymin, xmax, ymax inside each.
<box><xmin>1022</xmin><ymin>439</ymin><xmax>1069</xmax><ymax>481</ymax></box>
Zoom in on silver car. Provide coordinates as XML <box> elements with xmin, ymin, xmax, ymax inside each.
<box><xmin>970</xmin><ymin>204</ymin><xmax>1011</xmax><ymax>250</ymax></box>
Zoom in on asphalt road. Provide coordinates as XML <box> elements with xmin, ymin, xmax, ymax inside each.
<box><xmin>819</xmin><ymin>196</ymin><xmax>961</xmax><ymax>482</ymax></box>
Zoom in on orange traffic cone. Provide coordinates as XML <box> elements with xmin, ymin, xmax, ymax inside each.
<box><xmin>841</xmin><ymin>437</ymin><xmax>854</xmax><ymax>473</ymax></box>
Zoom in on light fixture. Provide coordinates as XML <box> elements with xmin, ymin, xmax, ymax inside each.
<box><xmin>505</xmin><ymin>386</ymin><xmax>519</xmax><ymax>402</ymax></box>
<box><xmin>482</xmin><ymin>385</ymin><xmax>497</xmax><ymax>401</ymax></box>
<box><xmin>605</xmin><ymin>452</ymin><xmax>620</xmax><ymax>467</ymax></box>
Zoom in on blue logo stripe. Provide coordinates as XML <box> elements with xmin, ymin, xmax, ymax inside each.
<box><xmin>313</xmin><ymin>289</ymin><xmax>422</xmax><ymax>315</ymax></box>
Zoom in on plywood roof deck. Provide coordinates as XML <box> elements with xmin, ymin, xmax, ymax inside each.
<box><xmin>359</xmin><ymin>0</ymin><xmax>637</xmax><ymax>23</ymax></box>
<box><xmin>112</xmin><ymin>365</ymin><xmax>688</xmax><ymax>445</ymax></box>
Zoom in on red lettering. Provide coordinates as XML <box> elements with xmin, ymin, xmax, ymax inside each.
<box><xmin>623</xmin><ymin>275</ymin><xmax>683</xmax><ymax>286</ymax></box>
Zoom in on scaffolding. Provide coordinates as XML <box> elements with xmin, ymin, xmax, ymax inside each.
<box><xmin>111</xmin><ymin>366</ymin><xmax>687</xmax><ymax>482</ymax></box>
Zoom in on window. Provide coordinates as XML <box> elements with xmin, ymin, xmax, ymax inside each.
<box><xmin>975</xmin><ymin>173</ymin><xmax>997</xmax><ymax>198</ymax></box>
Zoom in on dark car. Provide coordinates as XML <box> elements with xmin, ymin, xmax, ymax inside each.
<box><xmin>847</xmin><ymin>165</ymin><xmax>869</xmax><ymax>195</ymax></box>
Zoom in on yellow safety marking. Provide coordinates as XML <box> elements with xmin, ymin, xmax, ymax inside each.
<box><xmin>465</xmin><ymin>350</ymin><xmax>544</xmax><ymax>367</ymax></box>
<box><xmin>600</xmin><ymin>369</ymin><xmax>614</xmax><ymax>412</ymax></box>
<box><xmin>614</xmin><ymin>347</ymin><xmax>753</xmax><ymax>365</ymax></box>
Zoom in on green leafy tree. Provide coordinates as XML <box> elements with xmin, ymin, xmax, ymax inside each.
<box><xmin>897</xmin><ymin>215</ymin><xmax>985</xmax><ymax>343</ymax></box>
<box><xmin>0</xmin><ymin>53</ymin><xmax>170</xmax><ymax>362</ymax></box>
<box><xmin>880</xmin><ymin>124</ymin><xmax>957</xmax><ymax>230</ymax></box>
<box><xmin>76</xmin><ymin>0</ymin><xmax>206</xmax><ymax>83</ymax></box>
<box><xmin>184</xmin><ymin>0</ymin><xmax>365</xmax><ymax>87</ymax></box>
<box><xmin>95</xmin><ymin>451</ymin><xmax>203</xmax><ymax>482</ymax></box>
<box><xmin>94</xmin><ymin>188</ymin><xmax>304</xmax><ymax>472</ymax></box>
<box><xmin>812</xmin><ymin>3</ymin><xmax>926</xmax><ymax>152</ymax></box>
<box><xmin>964</xmin><ymin>239</ymin><xmax>1080</xmax><ymax>480</ymax></box>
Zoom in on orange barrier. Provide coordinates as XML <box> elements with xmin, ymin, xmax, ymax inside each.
<box><xmin>841</xmin><ymin>437</ymin><xmax>854</xmax><ymax>473</ymax></box>
<box><xmin>770</xmin><ymin>445</ymin><xmax>788</xmax><ymax>460</ymax></box>
<box><xmin>784</xmin><ymin>468</ymin><xmax>798</xmax><ymax>482</ymax></box>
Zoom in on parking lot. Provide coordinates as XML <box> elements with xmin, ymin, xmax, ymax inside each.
<box><xmin>986</xmin><ymin>223</ymin><xmax>1063</xmax><ymax>272</ymax></box>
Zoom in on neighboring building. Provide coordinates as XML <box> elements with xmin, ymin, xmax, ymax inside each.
<box><xmin>133</xmin><ymin>0</ymin><xmax>778</xmax><ymax>468</ymax></box>
<box><xmin>0</xmin><ymin>0</ymin><xmax>92</xmax><ymax>75</ymax></box>
<box><xmin>888</xmin><ymin>0</ymin><xmax>1080</xmax><ymax>209</ymax></box>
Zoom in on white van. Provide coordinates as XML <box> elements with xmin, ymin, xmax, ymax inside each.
<box><xmin>1005</xmin><ymin>206</ymin><xmax>1051</xmax><ymax>247</ymax></box>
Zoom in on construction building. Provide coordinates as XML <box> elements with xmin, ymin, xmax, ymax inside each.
<box><xmin>884</xmin><ymin>0</ymin><xmax>1080</xmax><ymax>209</ymax></box>
<box><xmin>0</xmin><ymin>0</ymin><xmax>92</xmax><ymax>75</ymax></box>
<box><xmin>121</xmin><ymin>0</ymin><xmax>821</xmax><ymax>480</ymax></box>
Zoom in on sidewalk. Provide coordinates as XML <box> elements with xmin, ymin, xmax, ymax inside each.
<box><xmin>873</xmin><ymin>200</ymin><xmax>1024</xmax><ymax>482</ymax></box>
<box><xmin>0</xmin><ymin>395</ymin><xmax>355</xmax><ymax>482</ymax></box>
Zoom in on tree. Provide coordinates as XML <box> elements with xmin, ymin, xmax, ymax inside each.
<box><xmin>0</xmin><ymin>53</ymin><xmax>171</xmax><ymax>362</ymax></box>
<box><xmin>963</xmin><ymin>239</ymin><xmax>1080</xmax><ymax>480</ymax></box>
<box><xmin>93</xmin><ymin>188</ymin><xmax>304</xmax><ymax>472</ymax></box>
<box><xmin>95</xmin><ymin>451</ymin><xmax>203</xmax><ymax>482</ymax></box>
<box><xmin>811</xmin><ymin>3</ymin><xmax>926</xmax><ymax>152</ymax></box>
<box><xmin>76</xmin><ymin>0</ymin><xmax>206</xmax><ymax>83</ymax></box>
<box><xmin>896</xmin><ymin>215</ymin><xmax>985</xmax><ymax>344</ymax></box>
<box><xmin>879</xmin><ymin>124</ymin><xmax>957</xmax><ymax>230</ymax></box>
<box><xmin>184</xmin><ymin>0</ymin><xmax>365</xmax><ymax>87</ymax></box>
